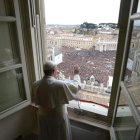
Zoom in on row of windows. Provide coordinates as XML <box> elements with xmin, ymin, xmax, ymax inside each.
<box><xmin>47</xmin><ymin>40</ymin><xmax>92</xmax><ymax>43</ymax></box>
<box><xmin>47</xmin><ymin>42</ymin><xmax>93</xmax><ymax>45</ymax></box>
<box><xmin>100</xmin><ymin>40</ymin><xmax>118</xmax><ymax>42</ymax></box>
<box><xmin>106</xmin><ymin>44</ymin><xmax>117</xmax><ymax>46</ymax></box>
<box><xmin>47</xmin><ymin>43</ymin><xmax>93</xmax><ymax>46</ymax></box>
<box><xmin>47</xmin><ymin>38</ymin><xmax>92</xmax><ymax>41</ymax></box>
<box><xmin>97</xmin><ymin>44</ymin><xmax>117</xmax><ymax>47</ymax></box>
<box><xmin>69</xmin><ymin>46</ymin><xmax>92</xmax><ymax>48</ymax></box>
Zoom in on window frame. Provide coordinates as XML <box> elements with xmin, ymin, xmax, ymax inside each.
<box><xmin>110</xmin><ymin>0</ymin><xmax>140</xmax><ymax>139</ymax></box>
<box><xmin>0</xmin><ymin>0</ymin><xmax>31</xmax><ymax>120</ymax></box>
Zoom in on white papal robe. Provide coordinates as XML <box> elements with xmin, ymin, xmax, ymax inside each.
<box><xmin>32</xmin><ymin>75</ymin><xmax>81</xmax><ymax>140</ymax></box>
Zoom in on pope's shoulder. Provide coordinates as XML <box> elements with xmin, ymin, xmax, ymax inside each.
<box><xmin>53</xmin><ymin>79</ymin><xmax>67</xmax><ymax>86</ymax></box>
<box><xmin>32</xmin><ymin>79</ymin><xmax>42</xmax><ymax>87</ymax></box>
<box><xmin>32</xmin><ymin>78</ymin><xmax>67</xmax><ymax>87</ymax></box>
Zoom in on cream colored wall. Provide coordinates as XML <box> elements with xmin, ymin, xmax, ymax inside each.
<box><xmin>46</xmin><ymin>38</ymin><xmax>93</xmax><ymax>49</ymax></box>
<box><xmin>0</xmin><ymin>106</ymin><xmax>37</xmax><ymax>140</ymax></box>
<box><xmin>92</xmin><ymin>37</ymin><xmax>97</xmax><ymax>46</ymax></box>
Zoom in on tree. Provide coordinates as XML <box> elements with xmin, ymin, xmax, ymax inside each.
<box><xmin>99</xmin><ymin>23</ymin><xmax>118</xmax><ymax>27</ymax></box>
<box><xmin>80</xmin><ymin>22</ymin><xmax>97</xmax><ymax>30</ymax></box>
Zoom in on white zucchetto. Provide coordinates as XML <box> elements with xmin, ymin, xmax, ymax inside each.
<box><xmin>43</xmin><ymin>61</ymin><xmax>56</xmax><ymax>70</ymax></box>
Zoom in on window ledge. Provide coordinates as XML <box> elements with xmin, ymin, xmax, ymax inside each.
<box><xmin>68</xmin><ymin>110</ymin><xmax>110</xmax><ymax>131</ymax></box>
<box><xmin>31</xmin><ymin>103</ymin><xmax>110</xmax><ymax>131</ymax></box>
<box><xmin>68</xmin><ymin>100</ymin><xmax>108</xmax><ymax>116</ymax></box>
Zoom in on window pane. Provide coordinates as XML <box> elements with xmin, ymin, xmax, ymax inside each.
<box><xmin>0</xmin><ymin>23</ymin><xmax>20</xmax><ymax>68</ymax></box>
<box><xmin>0</xmin><ymin>0</ymin><xmax>14</xmax><ymax>16</ymax></box>
<box><xmin>137</xmin><ymin>0</ymin><xmax>140</xmax><ymax>13</ymax></box>
<box><xmin>0</xmin><ymin>68</ymin><xmax>26</xmax><ymax>112</ymax></box>
<box><xmin>114</xmin><ymin>89</ymin><xmax>137</xmax><ymax>140</ymax></box>
<box><xmin>124</xmin><ymin>20</ymin><xmax>140</xmax><ymax>114</ymax></box>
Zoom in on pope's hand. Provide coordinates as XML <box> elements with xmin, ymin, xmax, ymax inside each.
<box><xmin>74</xmin><ymin>65</ymin><xmax>80</xmax><ymax>75</ymax></box>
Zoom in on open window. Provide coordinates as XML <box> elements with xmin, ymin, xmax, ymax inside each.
<box><xmin>111</xmin><ymin>0</ymin><xmax>140</xmax><ymax>139</ymax></box>
<box><xmin>44</xmin><ymin>0</ymin><xmax>130</xmax><ymax>122</ymax></box>
<box><xmin>0</xmin><ymin>0</ymin><xmax>46</xmax><ymax>120</ymax></box>
<box><xmin>0</xmin><ymin>0</ymin><xmax>31</xmax><ymax>119</ymax></box>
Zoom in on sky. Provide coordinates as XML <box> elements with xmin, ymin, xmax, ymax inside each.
<box><xmin>44</xmin><ymin>0</ymin><xmax>121</xmax><ymax>25</ymax></box>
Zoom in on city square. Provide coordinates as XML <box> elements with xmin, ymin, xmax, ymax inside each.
<box><xmin>57</xmin><ymin>46</ymin><xmax>116</xmax><ymax>87</ymax></box>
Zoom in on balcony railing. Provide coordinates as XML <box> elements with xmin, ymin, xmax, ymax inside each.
<box><xmin>56</xmin><ymin>72</ymin><xmax>111</xmax><ymax>108</ymax></box>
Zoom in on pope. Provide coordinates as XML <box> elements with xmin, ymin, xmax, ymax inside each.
<box><xmin>32</xmin><ymin>61</ymin><xmax>81</xmax><ymax>140</ymax></box>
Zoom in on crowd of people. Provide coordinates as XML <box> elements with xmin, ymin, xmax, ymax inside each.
<box><xmin>57</xmin><ymin>46</ymin><xmax>117</xmax><ymax>87</ymax></box>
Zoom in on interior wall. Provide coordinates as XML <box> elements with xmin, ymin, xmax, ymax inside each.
<box><xmin>70</xmin><ymin>120</ymin><xmax>110</xmax><ymax>140</ymax></box>
<box><xmin>0</xmin><ymin>106</ymin><xmax>37</xmax><ymax>140</ymax></box>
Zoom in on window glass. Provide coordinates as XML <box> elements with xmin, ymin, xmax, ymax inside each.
<box><xmin>137</xmin><ymin>0</ymin><xmax>140</xmax><ymax>13</ymax></box>
<box><xmin>0</xmin><ymin>0</ymin><xmax>30</xmax><ymax>115</ymax></box>
<box><xmin>0</xmin><ymin>68</ymin><xmax>26</xmax><ymax>112</ymax></box>
<box><xmin>124</xmin><ymin>20</ymin><xmax>140</xmax><ymax>114</ymax></box>
<box><xmin>0</xmin><ymin>23</ymin><xmax>20</xmax><ymax>68</ymax></box>
<box><xmin>114</xmin><ymin>89</ymin><xmax>137</xmax><ymax>140</ymax></box>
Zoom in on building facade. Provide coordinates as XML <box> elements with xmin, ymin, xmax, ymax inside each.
<box><xmin>46</xmin><ymin>46</ymin><xmax>63</xmax><ymax>65</ymax></box>
<box><xmin>94</xmin><ymin>34</ymin><xmax>118</xmax><ymax>52</ymax></box>
<box><xmin>46</xmin><ymin>36</ymin><xmax>93</xmax><ymax>50</ymax></box>
<box><xmin>95</xmin><ymin>40</ymin><xmax>118</xmax><ymax>52</ymax></box>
